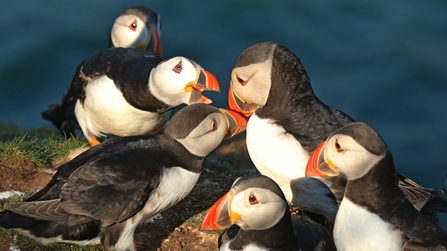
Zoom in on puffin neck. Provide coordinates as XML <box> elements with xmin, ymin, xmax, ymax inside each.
<box><xmin>156</xmin><ymin>134</ymin><xmax>205</xmax><ymax>173</ymax></box>
<box><xmin>255</xmin><ymin>47</ymin><xmax>321</xmax><ymax>122</ymax></box>
<box><xmin>344</xmin><ymin>153</ymin><xmax>406</xmax><ymax>221</ymax></box>
<box><xmin>231</xmin><ymin>209</ymin><xmax>296</xmax><ymax>250</ymax></box>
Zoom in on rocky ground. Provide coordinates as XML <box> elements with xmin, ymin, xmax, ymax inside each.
<box><xmin>0</xmin><ymin>134</ymin><xmax>256</xmax><ymax>251</ymax></box>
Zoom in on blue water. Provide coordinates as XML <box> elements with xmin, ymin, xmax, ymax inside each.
<box><xmin>1</xmin><ymin>1</ymin><xmax>447</xmax><ymax>228</ymax></box>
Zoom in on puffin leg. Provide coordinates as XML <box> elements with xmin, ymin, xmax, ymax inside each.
<box><xmin>88</xmin><ymin>137</ymin><xmax>101</xmax><ymax>147</ymax></box>
<box><xmin>134</xmin><ymin>233</ymin><xmax>147</xmax><ymax>250</ymax></box>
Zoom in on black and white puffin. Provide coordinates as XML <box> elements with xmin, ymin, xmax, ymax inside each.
<box><xmin>307</xmin><ymin>122</ymin><xmax>447</xmax><ymax>250</ymax></box>
<box><xmin>42</xmin><ymin>6</ymin><xmax>163</xmax><ymax>137</ymax></box>
<box><xmin>201</xmin><ymin>174</ymin><xmax>336</xmax><ymax>251</ymax></box>
<box><xmin>228</xmin><ymin>42</ymin><xmax>447</xmax><ymax>221</ymax></box>
<box><xmin>72</xmin><ymin>47</ymin><xmax>220</xmax><ymax>146</ymax></box>
<box><xmin>109</xmin><ymin>6</ymin><xmax>163</xmax><ymax>56</ymax></box>
<box><xmin>0</xmin><ymin>103</ymin><xmax>247</xmax><ymax>251</ymax></box>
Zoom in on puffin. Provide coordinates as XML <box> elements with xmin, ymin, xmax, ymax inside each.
<box><xmin>0</xmin><ymin>103</ymin><xmax>247</xmax><ymax>251</ymax></box>
<box><xmin>109</xmin><ymin>6</ymin><xmax>163</xmax><ymax>56</ymax></box>
<box><xmin>41</xmin><ymin>6</ymin><xmax>163</xmax><ymax>137</ymax></box>
<box><xmin>201</xmin><ymin>174</ymin><xmax>336</xmax><ymax>251</ymax></box>
<box><xmin>71</xmin><ymin>47</ymin><xmax>220</xmax><ymax>146</ymax></box>
<box><xmin>306</xmin><ymin>122</ymin><xmax>447</xmax><ymax>250</ymax></box>
<box><xmin>227</xmin><ymin>41</ymin><xmax>447</xmax><ymax>221</ymax></box>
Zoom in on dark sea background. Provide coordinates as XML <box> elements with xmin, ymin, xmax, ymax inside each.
<box><xmin>1</xmin><ymin>1</ymin><xmax>446</xmax><ymax>228</ymax></box>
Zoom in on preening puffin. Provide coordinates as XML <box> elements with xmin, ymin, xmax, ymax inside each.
<box><xmin>0</xmin><ymin>103</ymin><xmax>247</xmax><ymax>251</ymax></box>
<box><xmin>307</xmin><ymin>122</ymin><xmax>447</xmax><ymax>251</ymax></box>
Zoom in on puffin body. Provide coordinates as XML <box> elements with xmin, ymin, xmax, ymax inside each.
<box><xmin>245</xmin><ymin>114</ymin><xmax>310</xmax><ymax>201</ymax></box>
<box><xmin>41</xmin><ymin>6</ymin><xmax>163</xmax><ymax>138</ymax></box>
<box><xmin>201</xmin><ymin>174</ymin><xmax>336</xmax><ymax>251</ymax></box>
<box><xmin>71</xmin><ymin>47</ymin><xmax>220</xmax><ymax>146</ymax></box>
<box><xmin>228</xmin><ymin>42</ymin><xmax>352</xmax><ymax>216</ymax></box>
<box><xmin>0</xmin><ymin>103</ymin><xmax>247</xmax><ymax>251</ymax></box>
<box><xmin>307</xmin><ymin>122</ymin><xmax>447</xmax><ymax>250</ymax></box>
<box><xmin>228</xmin><ymin>42</ymin><xmax>447</xmax><ymax>221</ymax></box>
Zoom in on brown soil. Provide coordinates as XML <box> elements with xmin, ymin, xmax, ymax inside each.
<box><xmin>0</xmin><ymin>134</ymin><xmax>256</xmax><ymax>251</ymax></box>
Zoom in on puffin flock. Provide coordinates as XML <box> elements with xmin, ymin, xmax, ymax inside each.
<box><xmin>1</xmin><ymin>5</ymin><xmax>447</xmax><ymax>251</ymax></box>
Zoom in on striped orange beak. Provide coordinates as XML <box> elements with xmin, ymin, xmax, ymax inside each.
<box><xmin>306</xmin><ymin>141</ymin><xmax>340</xmax><ymax>177</ymax></box>
<box><xmin>228</xmin><ymin>85</ymin><xmax>259</xmax><ymax>118</ymax></box>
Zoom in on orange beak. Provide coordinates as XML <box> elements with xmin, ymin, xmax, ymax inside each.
<box><xmin>152</xmin><ymin>28</ymin><xmax>163</xmax><ymax>57</ymax></box>
<box><xmin>306</xmin><ymin>141</ymin><xmax>339</xmax><ymax>177</ymax></box>
<box><xmin>187</xmin><ymin>69</ymin><xmax>221</xmax><ymax>105</ymax></box>
<box><xmin>201</xmin><ymin>191</ymin><xmax>239</xmax><ymax>230</ymax></box>
<box><xmin>228</xmin><ymin>85</ymin><xmax>258</xmax><ymax>118</ymax></box>
<box><xmin>219</xmin><ymin>108</ymin><xmax>248</xmax><ymax>139</ymax></box>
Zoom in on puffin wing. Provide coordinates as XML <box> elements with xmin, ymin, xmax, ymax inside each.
<box><xmin>7</xmin><ymin>137</ymin><xmax>174</xmax><ymax>228</ymax></box>
<box><xmin>5</xmin><ymin>199</ymin><xmax>69</xmax><ymax>222</ymax></box>
<box><xmin>279</xmin><ymin>105</ymin><xmax>354</xmax><ymax>152</ymax></box>
<box><xmin>396</xmin><ymin>172</ymin><xmax>446</xmax><ymax>214</ymax></box>
<box><xmin>70</xmin><ymin>47</ymin><xmax>163</xmax><ymax>111</ymax></box>
<box><xmin>58</xmin><ymin>147</ymin><xmax>165</xmax><ymax>226</ymax></box>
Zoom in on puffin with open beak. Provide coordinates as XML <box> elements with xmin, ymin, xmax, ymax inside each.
<box><xmin>307</xmin><ymin>122</ymin><xmax>447</xmax><ymax>251</ymax></box>
<box><xmin>201</xmin><ymin>174</ymin><xmax>336</xmax><ymax>251</ymax></box>
<box><xmin>71</xmin><ymin>47</ymin><xmax>220</xmax><ymax>146</ymax></box>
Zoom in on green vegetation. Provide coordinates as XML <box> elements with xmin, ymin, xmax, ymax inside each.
<box><xmin>0</xmin><ymin>122</ymin><xmax>88</xmax><ymax>168</ymax></box>
<box><xmin>0</xmin><ymin>122</ymin><xmax>99</xmax><ymax>250</ymax></box>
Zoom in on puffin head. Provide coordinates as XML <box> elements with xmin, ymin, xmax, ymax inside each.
<box><xmin>149</xmin><ymin>57</ymin><xmax>221</xmax><ymax>108</ymax></box>
<box><xmin>306</xmin><ymin>122</ymin><xmax>389</xmax><ymax>180</ymax></box>
<box><xmin>110</xmin><ymin>6</ymin><xmax>163</xmax><ymax>56</ymax></box>
<box><xmin>201</xmin><ymin>174</ymin><xmax>287</xmax><ymax>231</ymax></box>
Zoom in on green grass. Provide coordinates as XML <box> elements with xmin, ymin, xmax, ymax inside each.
<box><xmin>0</xmin><ymin>193</ymin><xmax>26</xmax><ymax>211</ymax></box>
<box><xmin>0</xmin><ymin>123</ymin><xmax>88</xmax><ymax>168</ymax></box>
<box><xmin>0</xmin><ymin>122</ymin><xmax>102</xmax><ymax>250</ymax></box>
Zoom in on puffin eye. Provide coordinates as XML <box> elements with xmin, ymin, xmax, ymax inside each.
<box><xmin>248</xmin><ymin>192</ymin><xmax>258</xmax><ymax>205</ymax></box>
<box><xmin>211</xmin><ymin>119</ymin><xmax>218</xmax><ymax>131</ymax></box>
<box><xmin>129</xmin><ymin>21</ymin><xmax>137</xmax><ymax>31</ymax></box>
<box><xmin>335</xmin><ymin>139</ymin><xmax>343</xmax><ymax>152</ymax></box>
<box><xmin>172</xmin><ymin>61</ymin><xmax>182</xmax><ymax>74</ymax></box>
<box><xmin>236</xmin><ymin>75</ymin><xmax>247</xmax><ymax>86</ymax></box>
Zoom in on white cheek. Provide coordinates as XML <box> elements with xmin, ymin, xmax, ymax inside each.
<box><xmin>326</xmin><ymin>137</ymin><xmax>384</xmax><ymax>180</ymax></box>
<box><xmin>231</xmin><ymin>190</ymin><xmax>286</xmax><ymax>230</ymax></box>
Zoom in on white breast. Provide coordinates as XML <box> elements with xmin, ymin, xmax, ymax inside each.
<box><xmin>75</xmin><ymin>76</ymin><xmax>170</xmax><ymax>140</ymax></box>
<box><xmin>113</xmin><ymin>166</ymin><xmax>200</xmax><ymax>251</ymax></box>
<box><xmin>334</xmin><ymin>198</ymin><xmax>404</xmax><ymax>251</ymax></box>
<box><xmin>246</xmin><ymin>114</ymin><xmax>309</xmax><ymax>202</ymax></box>
<box><xmin>138</xmin><ymin>166</ymin><xmax>201</xmax><ymax>219</ymax></box>
<box><xmin>220</xmin><ymin>241</ymin><xmax>269</xmax><ymax>251</ymax></box>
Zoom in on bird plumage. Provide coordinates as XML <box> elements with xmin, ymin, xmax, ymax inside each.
<box><xmin>201</xmin><ymin>174</ymin><xmax>336</xmax><ymax>251</ymax></box>
<box><xmin>307</xmin><ymin>122</ymin><xmax>447</xmax><ymax>250</ymax></box>
<box><xmin>1</xmin><ymin>103</ymin><xmax>247</xmax><ymax>251</ymax></box>
<box><xmin>228</xmin><ymin>42</ymin><xmax>447</xmax><ymax>222</ymax></box>
<box><xmin>41</xmin><ymin>6</ymin><xmax>163</xmax><ymax>138</ymax></box>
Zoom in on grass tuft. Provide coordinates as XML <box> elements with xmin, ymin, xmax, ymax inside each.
<box><xmin>0</xmin><ymin>123</ymin><xmax>89</xmax><ymax>169</ymax></box>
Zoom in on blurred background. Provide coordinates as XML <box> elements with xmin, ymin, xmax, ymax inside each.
<box><xmin>0</xmin><ymin>0</ymin><xmax>446</xmax><ymax>227</ymax></box>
